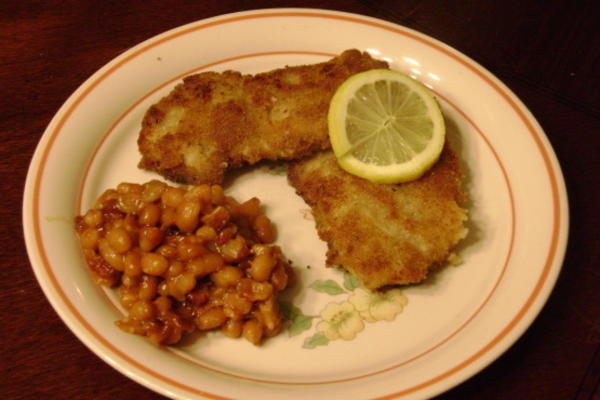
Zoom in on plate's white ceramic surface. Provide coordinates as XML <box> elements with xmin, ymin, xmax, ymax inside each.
<box><xmin>23</xmin><ymin>9</ymin><xmax>568</xmax><ymax>400</ymax></box>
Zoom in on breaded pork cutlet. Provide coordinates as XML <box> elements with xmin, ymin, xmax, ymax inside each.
<box><xmin>138</xmin><ymin>49</ymin><xmax>388</xmax><ymax>184</ymax></box>
<box><xmin>288</xmin><ymin>147</ymin><xmax>468</xmax><ymax>290</ymax></box>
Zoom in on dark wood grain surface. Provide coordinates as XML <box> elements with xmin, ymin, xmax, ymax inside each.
<box><xmin>2</xmin><ymin>1</ymin><xmax>598</xmax><ymax>399</ymax></box>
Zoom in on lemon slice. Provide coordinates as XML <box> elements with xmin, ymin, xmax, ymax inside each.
<box><xmin>328</xmin><ymin>69</ymin><xmax>445</xmax><ymax>184</ymax></box>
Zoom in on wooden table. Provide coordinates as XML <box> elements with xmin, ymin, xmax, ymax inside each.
<box><xmin>2</xmin><ymin>1</ymin><xmax>598</xmax><ymax>399</ymax></box>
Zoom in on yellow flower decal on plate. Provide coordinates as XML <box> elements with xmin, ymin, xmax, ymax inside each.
<box><xmin>316</xmin><ymin>302</ymin><xmax>365</xmax><ymax>340</ymax></box>
<box><xmin>280</xmin><ymin>271</ymin><xmax>410</xmax><ymax>349</ymax></box>
<box><xmin>349</xmin><ymin>288</ymin><xmax>408</xmax><ymax>322</ymax></box>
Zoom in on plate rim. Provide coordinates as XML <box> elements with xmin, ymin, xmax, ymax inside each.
<box><xmin>22</xmin><ymin>7</ymin><xmax>569</xmax><ymax>399</ymax></box>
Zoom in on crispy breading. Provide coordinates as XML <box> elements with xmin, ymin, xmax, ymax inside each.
<box><xmin>138</xmin><ymin>49</ymin><xmax>388</xmax><ymax>184</ymax></box>
<box><xmin>287</xmin><ymin>147</ymin><xmax>468</xmax><ymax>290</ymax></box>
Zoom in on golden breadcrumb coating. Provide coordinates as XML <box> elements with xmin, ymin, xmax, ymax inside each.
<box><xmin>287</xmin><ymin>146</ymin><xmax>468</xmax><ymax>290</ymax></box>
<box><xmin>138</xmin><ymin>49</ymin><xmax>388</xmax><ymax>184</ymax></box>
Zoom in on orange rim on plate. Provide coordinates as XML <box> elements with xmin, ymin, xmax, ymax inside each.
<box><xmin>26</xmin><ymin>9</ymin><xmax>565</xmax><ymax>399</ymax></box>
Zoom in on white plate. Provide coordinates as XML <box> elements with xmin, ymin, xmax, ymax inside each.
<box><xmin>23</xmin><ymin>8</ymin><xmax>569</xmax><ymax>400</ymax></box>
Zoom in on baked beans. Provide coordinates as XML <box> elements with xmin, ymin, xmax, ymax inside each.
<box><xmin>75</xmin><ymin>180</ymin><xmax>294</xmax><ymax>346</ymax></box>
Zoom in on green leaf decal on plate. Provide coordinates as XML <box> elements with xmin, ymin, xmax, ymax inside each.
<box><xmin>309</xmin><ymin>280</ymin><xmax>345</xmax><ymax>295</ymax></box>
<box><xmin>280</xmin><ymin>301</ymin><xmax>314</xmax><ymax>336</ymax></box>
<box><xmin>289</xmin><ymin>315</ymin><xmax>314</xmax><ymax>336</ymax></box>
<box><xmin>267</xmin><ymin>164</ymin><xmax>287</xmax><ymax>175</ymax></box>
<box><xmin>279</xmin><ymin>301</ymin><xmax>301</xmax><ymax>320</ymax></box>
<box><xmin>343</xmin><ymin>271</ymin><xmax>360</xmax><ymax>291</ymax></box>
<box><xmin>303</xmin><ymin>333</ymin><xmax>330</xmax><ymax>349</ymax></box>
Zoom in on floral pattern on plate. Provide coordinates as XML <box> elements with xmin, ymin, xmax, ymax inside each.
<box><xmin>281</xmin><ymin>271</ymin><xmax>408</xmax><ymax>348</ymax></box>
